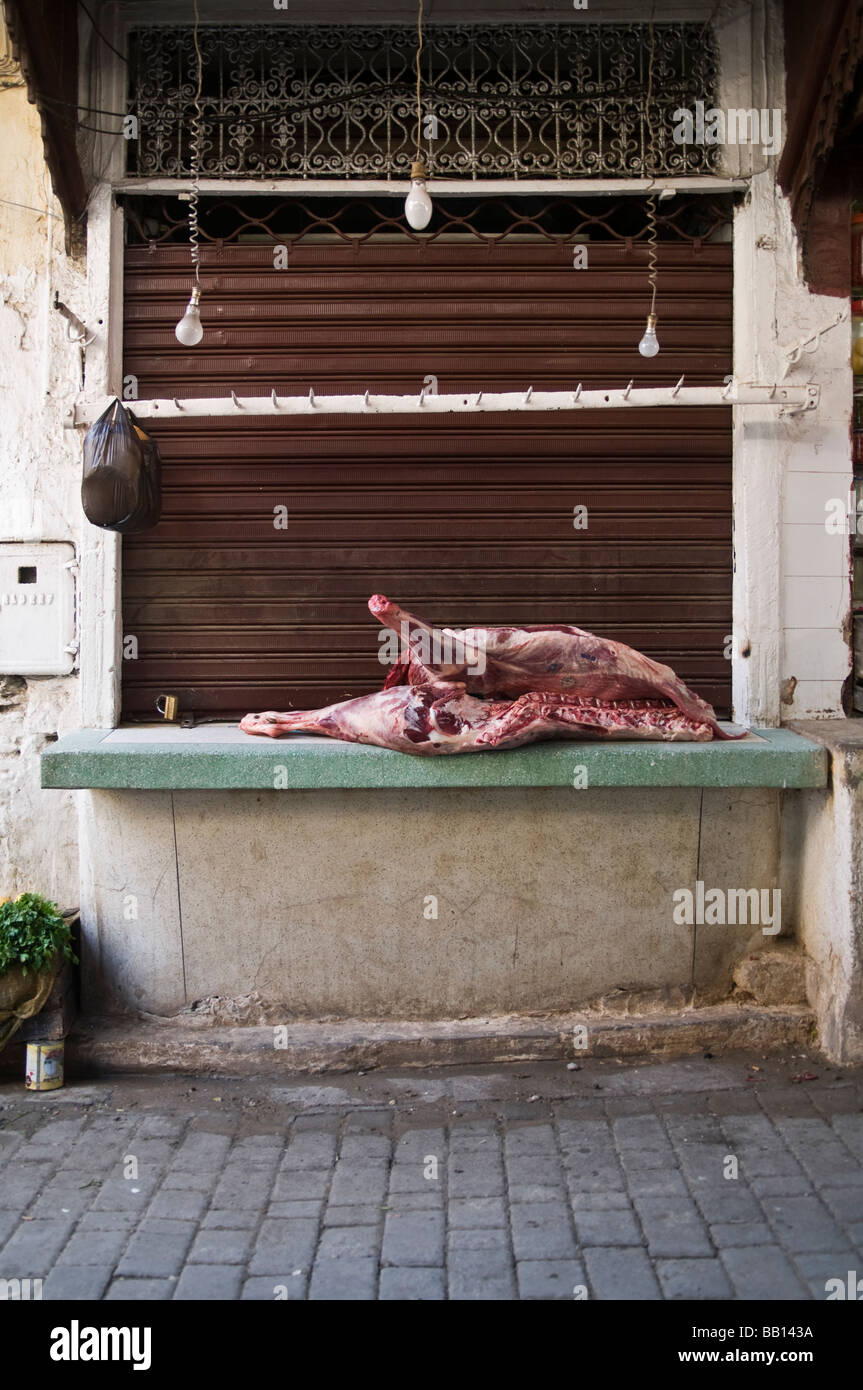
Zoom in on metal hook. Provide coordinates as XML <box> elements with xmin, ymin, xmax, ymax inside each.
<box><xmin>363</xmin><ymin>390</ymin><xmax>371</xmax><ymax>408</ymax></box>
<box><xmin>671</xmin><ymin>375</ymin><xmax>685</xmax><ymax>398</ymax></box>
<box><xmin>231</xmin><ymin>390</ymin><xmax>242</xmax><ymax>409</ymax></box>
<box><xmin>573</xmin><ymin>382</ymin><xmax>583</xmax><ymax>403</ymax></box>
<box><xmin>524</xmin><ymin>386</ymin><xmax>533</xmax><ymax>404</ymax></box>
<box><xmin>419</xmin><ymin>384</ymin><xmax>428</xmax><ymax>405</ymax></box>
<box><xmin>721</xmin><ymin>378</ymin><xmax>735</xmax><ymax>400</ymax></box>
<box><xmin>172</xmin><ymin>398</ymin><xmax>184</xmax><ymax>411</ymax></box>
<box><xmin>769</xmin><ymin>383</ymin><xmax>777</xmax><ymax>399</ymax></box>
<box><xmin>475</xmin><ymin>391</ymin><xmax>483</xmax><ymax>407</ymax></box>
<box><xmin>271</xmin><ymin>389</ymin><xmax>281</xmax><ymax>409</ymax></box>
<box><xmin>308</xmin><ymin>388</ymin><xmax>316</xmax><ymax>406</ymax></box>
<box><xmin>623</xmin><ymin>380</ymin><xmax>634</xmax><ymax>400</ymax></box>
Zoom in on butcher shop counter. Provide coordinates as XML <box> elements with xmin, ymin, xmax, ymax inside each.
<box><xmin>42</xmin><ymin>723</ymin><xmax>826</xmax><ymax>789</ymax></box>
<box><xmin>41</xmin><ymin>724</ymin><xmax>828</xmax><ymax>1020</ymax></box>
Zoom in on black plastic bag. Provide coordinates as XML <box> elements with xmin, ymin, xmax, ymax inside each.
<box><xmin>81</xmin><ymin>399</ymin><xmax>162</xmax><ymax>533</ymax></box>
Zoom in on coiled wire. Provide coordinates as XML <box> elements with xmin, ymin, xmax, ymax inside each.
<box><xmin>188</xmin><ymin>0</ymin><xmax>203</xmax><ymax>286</ymax></box>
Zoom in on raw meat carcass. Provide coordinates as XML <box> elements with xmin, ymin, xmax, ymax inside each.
<box><xmin>369</xmin><ymin>594</ymin><xmax>738</xmax><ymax>741</ymax></box>
<box><xmin>240</xmin><ymin>683</ymin><xmax>717</xmax><ymax>754</ymax></box>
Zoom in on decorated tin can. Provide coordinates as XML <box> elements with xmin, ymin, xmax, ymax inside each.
<box><xmin>25</xmin><ymin>1041</ymin><xmax>64</xmax><ymax>1091</ymax></box>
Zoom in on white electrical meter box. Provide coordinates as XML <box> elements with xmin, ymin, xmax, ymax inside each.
<box><xmin>0</xmin><ymin>542</ymin><xmax>77</xmax><ymax>675</ymax></box>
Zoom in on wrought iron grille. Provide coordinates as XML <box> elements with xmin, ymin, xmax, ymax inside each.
<box><xmin>127</xmin><ymin>23</ymin><xmax>719</xmax><ymax>180</ymax></box>
<box><xmin>120</xmin><ymin>194</ymin><xmax>735</xmax><ymax>248</ymax></box>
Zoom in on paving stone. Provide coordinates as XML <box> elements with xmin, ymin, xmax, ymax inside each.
<box><xmin>505</xmin><ymin>1158</ymin><xmax>564</xmax><ymax>1190</ymax></box>
<box><xmin>170</xmin><ymin>1131</ymin><xmax>232</xmax><ymax>1171</ymax></box>
<box><xmin>272</xmin><ymin>1170</ymin><xmax>330</xmax><ymax>1201</ymax></box>
<box><xmin>762</xmin><ymin>1194</ymin><xmax>851</xmax><ymax>1254</ymax></box>
<box><xmin>212</xmin><ymin>1167</ymin><xmax>277</xmax><ymax>1210</ymax></box>
<box><xmin>0</xmin><ymin>1164</ymin><xmax>56</xmax><ymax>1209</ymax></box>
<box><xmin>105</xmin><ymin>1278</ymin><xmax>174</xmax><ymax>1300</ymax></box>
<box><xmin>623</xmin><ymin>1168</ymin><xmax>689</xmax><ymax>1199</ymax></box>
<box><xmin>76</xmin><ymin>1210</ymin><xmax>138</xmax><ymax>1232</ymax></box>
<box><xmin>309</xmin><ymin>1256</ymin><xmax>378</xmax><ymax>1300</ymax></box>
<box><xmin>56</xmin><ymin>1229</ymin><xmax>128</xmax><ymax>1266</ymax></box>
<box><xmin>818</xmin><ymin>1187</ymin><xmax>863</xmax><ymax>1225</ymax></box>
<box><xmin>447</xmin><ymin>1249</ymin><xmax>516</xmax><ymax>1300</ymax></box>
<box><xmin>327</xmin><ymin>1165</ymin><xmax>389</xmax><ymax>1206</ymax></box>
<box><xmin>161</xmin><ymin>1169</ymin><xmax>220</xmax><ymax>1193</ymax></box>
<box><xmin>709</xmin><ymin>1221</ymin><xmax>774</xmax><ymax>1248</ymax></box>
<box><xmin>339</xmin><ymin>1136</ymin><xmax>392</xmax><ymax>1161</ymax></box>
<box><xmin>449</xmin><ymin>1197</ymin><xmax>507</xmax><ymax>1228</ymax></box>
<box><xmin>115</xmin><ymin>1227</ymin><xmax>194</xmax><ymax>1278</ymax></box>
<box><xmin>382</xmin><ymin>1210</ymin><xmax>445</xmax><ymax>1266</ymax></box>
<box><xmin>317</xmin><ymin>1225</ymin><xmax>381</xmax><ymax>1260</ymax></box>
<box><xmin>174</xmin><ymin>1265</ymin><xmax>244</xmax><ymax>1299</ymax></box>
<box><xmin>0</xmin><ymin>1219</ymin><xmax>75</xmax><ymax>1275</ymax></box>
<box><xmin>203</xmin><ymin>1207</ymin><xmax>265</xmax><ymax>1229</ymax></box>
<box><xmin>187</xmin><ymin>1228</ymin><xmax>254</xmax><ymax>1264</ymax></box>
<box><xmin>793</xmin><ymin>1251</ymin><xmax>861</xmax><ymax>1300</ymax></box>
<box><xmin>583</xmin><ymin>1246</ymin><xmax>662</xmax><ymax>1300</ymax></box>
<box><xmin>720</xmin><ymin>1244</ymin><xmax>810</xmax><ymax>1300</ymax></box>
<box><xmin>387</xmin><ymin>1165</ymin><xmax>437</xmax><ymax>1193</ymax></box>
<box><xmin>280</xmin><ymin>1134</ymin><xmax>339</xmax><ymax>1169</ymax></box>
<box><xmin>517</xmin><ymin>1258</ymin><xmax>587</xmax><ymax>1300</ymax></box>
<box><xmin>242</xmin><ymin>1273</ymin><xmax>308</xmax><ymax>1300</ymax></box>
<box><xmin>447</xmin><ymin>1160</ymin><xmax>505</xmax><ymax>1199</ymax></box>
<box><xmin>633</xmin><ymin>1196</ymin><xmax>712</xmax><ymax>1258</ymax></box>
<box><xmin>137</xmin><ymin>1116</ymin><xmax>188</xmax><ymax>1140</ymax></box>
<box><xmin>656</xmin><ymin>1258</ymin><xmax>734</xmax><ymax>1300</ymax></box>
<box><xmin>510</xmin><ymin>1202</ymin><xmax>577</xmax><ymax>1261</ymax></box>
<box><xmin>573</xmin><ymin>1206</ymin><xmax>642</xmax><ymax>1247</ymax></box>
<box><xmin>504</xmin><ymin>1125</ymin><xmax>557</xmax><ymax>1154</ymax></box>
<box><xmin>748</xmin><ymin>1173</ymin><xmax>814</xmax><ymax>1198</ymax></box>
<box><xmin>690</xmin><ymin>1181</ymin><xmax>764</xmax><ymax>1224</ymax></box>
<box><xmin>90</xmin><ymin>1178</ymin><xmax>158</xmax><ymax>1211</ymax></box>
<box><xmin>380</xmin><ymin>1266</ymin><xmax>446</xmax><ymax>1300</ymax></box>
<box><xmin>571</xmin><ymin>1191</ymin><xmax>632</xmax><ymax>1211</ymax></box>
<box><xmin>248</xmin><ymin>1219</ymin><xmax>319</xmax><ymax>1274</ymax></box>
<box><xmin>148</xmin><ymin>1189</ymin><xmax>209</xmax><ymax>1222</ymax></box>
<box><xmin>448</xmin><ymin>1227</ymin><xmax>511</xmax><ymax>1251</ymax></box>
<box><xmin>43</xmin><ymin>1265</ymin><xmax>113</xmax><ymax>1301</ymax></box>
<box><xmin>383</xmin><ymin>1191</ymin><xmax>445</xmax><ymax>1212</ymax></box>
<box><xmin>323</xmin><ymin>1203</ymin><xmax>382</xmax><ymax>1226</ymax></box>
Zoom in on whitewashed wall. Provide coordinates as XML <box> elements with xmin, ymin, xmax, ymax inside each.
<box><xmin>0</xmin><ymin>86</ymin><xmax>84</xmax><ymax>901</ymax></box>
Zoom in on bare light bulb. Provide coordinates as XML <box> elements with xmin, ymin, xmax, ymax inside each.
<box><xmin>175</xmin><ymin>286</ymin><xmax>203</xmax><ymax>347</ymax></box>
<box><xmin>405</xmin><ymin>159</ymin><xmax>433</xmax><ymax>231</ymax></box>
<box><xmin>638</xmin><ymin>312</ymin><xmax>660</xmax><ymax>358</ymax></box>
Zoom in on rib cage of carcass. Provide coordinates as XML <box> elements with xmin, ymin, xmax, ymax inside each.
<box><xmin>240</xmin><ymin>596</ymin><xmax>745</xmax><ymax>754</ymax></box>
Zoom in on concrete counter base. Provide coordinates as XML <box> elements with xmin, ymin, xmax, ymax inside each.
<box><xmin>0</xmin><ymin>1003</ymin><xmax>814</xmax><ymax>1077</ymax></box>
<box><xmin>78</xmin><ymin>784</ymin><xmax>785</xmax><ymax>1018</ymax></box>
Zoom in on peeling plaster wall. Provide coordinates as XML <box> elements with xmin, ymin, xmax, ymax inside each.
<box><xmin>0</xmin><ymin>87</ymin><xmax>83</xmax><ymax>901</ymax></box>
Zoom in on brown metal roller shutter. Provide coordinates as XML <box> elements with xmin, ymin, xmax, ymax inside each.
<box><xmin>122</xmin><ymin>236</ymin><xmax>733</xmax><ymax>720</ymax></box>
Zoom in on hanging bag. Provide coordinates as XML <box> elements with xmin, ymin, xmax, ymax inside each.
<box><xmin>81</xmin><ymin>398</ymin><xmax>162</xmax><ymax>533</ymax></box>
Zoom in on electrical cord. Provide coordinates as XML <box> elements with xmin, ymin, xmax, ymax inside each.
<box><xmin>77</xmin><ymin>0</ymin><xmax>128</xmax><ymax>64</ymax></box>
<box><xmin>414</xmin><ymin>0</ymin><xmax>424</xmax><ymax>162</ymax></box>
<box><xmin>188</xmin><ymin>0</ymin><xmax>203</xmax><ymax>286</ymax></box>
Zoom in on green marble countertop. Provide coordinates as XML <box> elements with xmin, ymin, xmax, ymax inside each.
<box><xmin>40</xmin><ymin>725</ymin><xmax>828</xmax><ymax>791</ymax></box>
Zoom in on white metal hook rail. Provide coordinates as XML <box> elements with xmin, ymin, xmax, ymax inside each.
<box><xmin>65</xmin><ymin>381</ymin><xmax>820</xmax><ymax>427</ymax></box>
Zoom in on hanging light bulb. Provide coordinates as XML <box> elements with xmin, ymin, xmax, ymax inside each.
<box><xmin>176</xmin><ymin>0</ymin><xmax>204</xmax><ymax>347</ymax></box>
<box><xmin>405</xmin><ymin>159</ymin><xmax>433</xmax><ymax>231</ymax></box>
<box><xmin>175</xmin><ymin>286</ymin><xmax>203</xmax><ymax>346</ymax></box>
<box><xmin>404</xmin><ymin>0</ymin><xmax>433</xmax><ymax>231</ymax></box>
<box><xmin>638</xmin><ymin>313</ymin><xmax>660</xmax><ymax>358</ymax></box>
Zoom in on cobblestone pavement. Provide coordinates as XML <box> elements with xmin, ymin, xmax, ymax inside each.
<box><xmin>1</xmin><ymin>1052</ymin><xmax>862</xmax><ymax>1301</ymax></box>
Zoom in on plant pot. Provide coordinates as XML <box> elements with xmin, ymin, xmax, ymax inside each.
<box><xmin>0</xmin><ymin>952</ymin><xmax>60</xmax><ymax>1051</ymax></box>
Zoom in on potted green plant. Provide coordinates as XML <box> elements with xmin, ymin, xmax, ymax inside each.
<box><xmin>0</xmin><ymin>894</ymin><xmax>78</xmax><ymax>1050</ymax></box>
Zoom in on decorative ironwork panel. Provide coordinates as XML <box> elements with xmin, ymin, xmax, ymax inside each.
<box><xmin>128</xmin><ymin>24</ymin><xmax>719</xmax><ymax>180</ymax></box>
<box><xmin>121</xmin><ymin>193</ymin><xmax>735</xmax><ymax>248</ymax></box>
